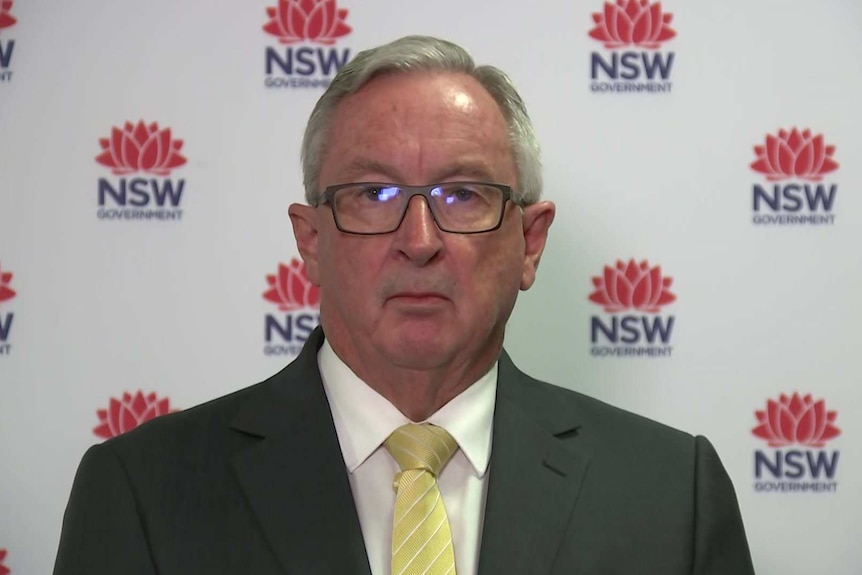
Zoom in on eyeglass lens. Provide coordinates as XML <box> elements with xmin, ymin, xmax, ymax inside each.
<box><xmin>332</xmin><ymin>183</ymin><xmax>505</xmax><ymax>233</ymax></box>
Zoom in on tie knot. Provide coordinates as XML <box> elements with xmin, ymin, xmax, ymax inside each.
<box><xmin>384</xmin><ymin>423</ymin><xmax>458</xmax><ymax>477</ymax></box>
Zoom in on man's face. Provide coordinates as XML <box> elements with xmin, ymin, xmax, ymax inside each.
<box><xmin>291</xmin><ymin>71</ymin><xmax>553</xmax><ymax>377</ymax></box>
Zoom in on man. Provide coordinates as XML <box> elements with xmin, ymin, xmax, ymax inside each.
<box><xmin>54</xmin><ymin>36</ymin><xmax>755</xmax><ymax>574</ymax></box>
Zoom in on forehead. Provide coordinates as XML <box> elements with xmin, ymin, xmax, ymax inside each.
<box><xmin>319</xmin><ymin>71</ymin><xmax>516</xmax><ymax>186</ymax></box>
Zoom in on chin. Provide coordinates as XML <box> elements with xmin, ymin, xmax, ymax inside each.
<box><xmin>380</xmin><ymin>330</ymin><xmax>457</xmax><ymax>370</ymax></box>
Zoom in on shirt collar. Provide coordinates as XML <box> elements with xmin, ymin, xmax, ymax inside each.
<box><xmin>318</xmin><ymin>339</ymin><xmax>496</xmax><ymax>477</ymax></box>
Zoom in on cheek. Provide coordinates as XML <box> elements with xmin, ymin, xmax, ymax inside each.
<box><xmin>320</xmin><ymin>236</ymin><xmax>385</xmax><ymax>300</ymax></box>
<box><xmin>460</xmin><ymin>236</ymin><xmax>524</xmax><ymax>306</ymax></box>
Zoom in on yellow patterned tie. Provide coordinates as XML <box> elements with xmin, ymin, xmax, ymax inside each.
<box><xmin>384</xmin><ymin>423</ymin><xmax>459</xmax><ymax>575</ymax></box>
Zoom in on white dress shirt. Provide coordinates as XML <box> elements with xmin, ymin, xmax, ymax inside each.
<box><xmin>319</xmin><ymin>340</ymin><xmax>497</xmax><ymax>575</ymax></box>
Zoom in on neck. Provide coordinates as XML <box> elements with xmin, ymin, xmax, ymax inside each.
<box><xmin>325</xmin><ymin>334</ymin><xmax>500</xmax><ymax>422</ymax></box>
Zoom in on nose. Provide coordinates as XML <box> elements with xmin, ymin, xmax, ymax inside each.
<box><xmin>392</xmin><ymin>195</ymin><xmax>444</xmax><ymax>265</ymax></box>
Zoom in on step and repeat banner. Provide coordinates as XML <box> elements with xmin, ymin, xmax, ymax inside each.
<box><xmin>1</xmin><ymin>0</ymin><xmax>860</xmax><ymax>573</ymax></box>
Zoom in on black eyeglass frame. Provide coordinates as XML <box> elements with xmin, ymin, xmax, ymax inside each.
<box><xmin>315</xmin><ymin>182</ymin><xmax>516</xmax><ymax>235</ymax></box>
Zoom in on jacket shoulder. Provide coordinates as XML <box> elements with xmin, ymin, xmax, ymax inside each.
<box><xmin>103</xmin><ymin>380</ymin><xmax>264</xmax><ymax>456</ymax></box>
<box><xmin>499</xmin><ymin>353</ymin><xmax>696</xmax><ymax>456</ymax></box>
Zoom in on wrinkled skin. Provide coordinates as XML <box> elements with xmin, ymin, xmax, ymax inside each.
<box><xmin>290</xmin><ymin>71</ymin><xmax>555</xmax><ymax>420</ymax></box>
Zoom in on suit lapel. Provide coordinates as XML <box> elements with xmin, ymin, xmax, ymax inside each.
<box><xmin>229</xmin><ymin>330</ymin><xmax>371</xmax><ymax>575</ymax></box>
<box><xmin>478</xmin><ymin>353</ymin><xmax>591</xmax><ymax>575</ymax></box>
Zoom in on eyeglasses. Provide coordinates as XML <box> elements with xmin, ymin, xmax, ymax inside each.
<box><xmin>316</xmin><ymin>182</ymin><xmax>515</xmax><ymax>235</ymax></box>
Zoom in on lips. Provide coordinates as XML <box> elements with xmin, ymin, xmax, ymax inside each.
<box><xmin>389</xmin><ymin>292</ymin><xmax>448</xmax><ymax>301</ymax></box>
<box><xmin>386</xmin><ymin>291</ymin><xmax>451</xmax><ymax>309</ymax></box>
<box><xmin>380</xmin><ymin>275</ymin><xmax>454</xmax><ymax>307</ymax></box>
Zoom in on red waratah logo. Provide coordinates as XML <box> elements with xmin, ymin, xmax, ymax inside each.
<box><xmin>589</xmin><ymin>0</ymin><xmax>676</xmax><ymax>49</ymax></box>
<box><xmin>589</xmin><ymin>259</ymin><xmax>676</xmax><ymax>313</ymax></box>
<box><xmin>750</xmin><ymin>128</ymin><xmax>839</xmax><ymax>182</ymax></box>
<box><xmin>0</xmin><ymin>1</ymin><xmax>16</xmax><ymax>32</ymax></box>
<box><xmin>93</xmin><ymin>391</ymin><xmax>178</xmax><ymax>439</ymax></box>
<box><xmin>0</xmin><ymin>263</ymin><xmax>15</xmax><ymax>303</ymax></box>
<box><xmin>95</xmin><ymin>121</ymin><xmax>187</xmax><ymax>176</ymax></box>
<box><xmin>752</xmin><ymin>393</ymin><xmax>841</xmax><ymax>448</ymax></box>
<box><xmin>263</xmin><ymin>0</ymin><xmax>351</xmax><ymax>45</ymax></box>
<box><xmin>263</xmin><ymin>259</ymin><xmax>320</xmax><ymax>311</ymax></box>
<box><xmin>0</xmin><ymin>549</ymin><xmax>9</xmax><ymax>575</ymax></box>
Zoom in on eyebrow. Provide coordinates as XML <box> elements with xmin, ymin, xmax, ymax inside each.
<box><xmin>337</xmin><ymin>158</ymin><xmax>499</xmax><ymax>184</ymax></box>
<box><xmin>434</xmin><ymin>162</ymin><xmax>497</xmax><ymax>182</ymax></box>
<box><xmin>339</xmin><ymin>158</ymin><xmax>401</xmax><ymax>181</ymax></box>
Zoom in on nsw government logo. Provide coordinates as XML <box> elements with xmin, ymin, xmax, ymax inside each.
<box><xmin>0</xmin><ymin>261</ymin><xmax>16</xmax><ymax>356</ymax></box>
<box><xmin>0</xmin><ymin>0</ymin><xmax>17</xmax><ymax>83</ymax></box>
<box><xmin>588</xmin><ymin>0</ymin><xmax>676</xmax><ymax>94</ymax></box>
<box><xmin>95</xmin><ymin>121</ymin><xmax>188</xmax><ymax>221</ymax></box>
<box><xmin>588</xmin><ymin>259</ymin><xmax>676</xmax><ymax>357</ymax></box>
<box><xmin>750</xmin><ymin>127</ymin><xmax>839</xmax><ymax>225</ymax></box>
<box><xmin>93</xmin><ymin>390</ymin><xmax>178</xmax><ymax>439</ymax></box>
<box><xmin>263</xmin><ymin>259</ymin><xmax>320</xmax><ymax>356</ymax></box>
<box><xmin>0</xmin><ymin>548</ymin><xmax>10</xmax><ymax>575</ymax></box>
<box><xmin>263</xmin><ymin>0</ymin><xmax>352</xmax><ymax>89</ymax></box>
<box><xmin>753</xmin><ymin>392</ymin><xmax>841</xmax><ymax>493</ymax></box>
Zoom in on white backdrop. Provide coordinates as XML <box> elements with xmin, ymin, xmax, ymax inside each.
<box><xmin>1</xmin><ymin>1</ymin><xmax>860</xmax><ymax>573</ymax></box>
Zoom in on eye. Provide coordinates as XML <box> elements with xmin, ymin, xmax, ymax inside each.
<box><xmin>359</xmin><ymin>185</ymin><xmax>400</xmax><ymax>203</ymax></box>
<box><xmin>444</xmin><ymin>186</ymin><xmax>477</xmax><ymax>204</ymax></box>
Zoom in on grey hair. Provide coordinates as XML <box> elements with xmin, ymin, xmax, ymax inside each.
<box><xmin>300</xmin><ymin>35</ymin><xmax>543</xmax><ymax>205</ymax></box>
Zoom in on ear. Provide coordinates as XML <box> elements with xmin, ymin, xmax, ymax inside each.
<box><xmin>289</xmin><ymin>203</ymin><xmax>321</xmax><ymax>285</ymax></box>
<box><xmin>520</xmin><ymin>201</ymin><xmax>555</xmax><ymax>291</ymax></box>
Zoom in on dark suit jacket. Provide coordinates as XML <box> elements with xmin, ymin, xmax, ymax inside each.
<box><xmin>54</xmin><ymin>329</ymin><xmax>755</xmax><ymax>574</ymax></box>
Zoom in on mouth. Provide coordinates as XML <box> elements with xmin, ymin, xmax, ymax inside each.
<box><xmin>387</xmin><ymin>292</ymin><xmax>450</xmax><ymax>307</ymax></box>
<box><xmin>389</xmin><ymin>292</ymin><xmax>447</xmax><ymax>301</ymax></box>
